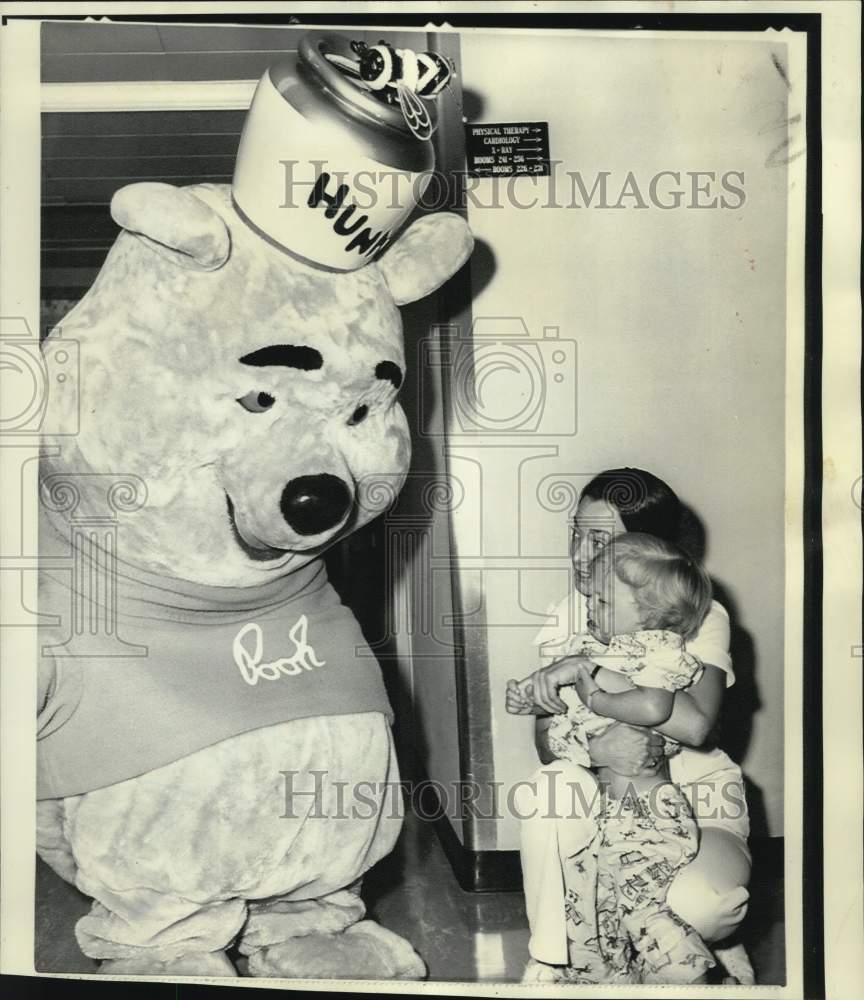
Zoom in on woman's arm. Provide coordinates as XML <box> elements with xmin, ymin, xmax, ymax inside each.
<box><xmin>650</xmin><ymin>663</ymin><xmax>726</xmax><ymax>747</ymax></box>
<box><xmin>588</xmin><ymin>659</ymin><xmax>726</xmax><ymax>747</ymax></box>
<box><xmin>664</xmin><ymin>601</ymin><xmax>732</xmax><ymax>747</ymax></box>
<box><xmin>529</xmin><ymin>656</ymin><xmax>727</xmax><ymax>766</ymax></box>
<box><xmin>586</xmin><ymin>662</ymin><xmax>727</xmax><ymax>763</ymax></box>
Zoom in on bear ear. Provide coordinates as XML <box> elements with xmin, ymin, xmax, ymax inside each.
<box><xmin>376</xmin><ymin>213</ymin><xmax>473</xmax><ymax>306</ymax></box>
<box><xmin>110</xmin><ymin>182</ymin><xmax>231</xmax><ymax>271</ymax></box>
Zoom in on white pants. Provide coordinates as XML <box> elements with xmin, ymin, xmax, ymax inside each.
<box><xmin>516</xmin><ymin>761</ymin><xmax>603</xmax><ymax>964</ymax></box>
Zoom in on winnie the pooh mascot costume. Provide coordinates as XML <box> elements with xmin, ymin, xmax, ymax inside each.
<box><xmin>36</xmin><ymin>154</ymin><xmax>471</xmax><ymax>981</ymax></box>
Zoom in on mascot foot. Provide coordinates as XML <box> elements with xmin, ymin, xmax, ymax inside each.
<box><xmin>99</xmin><ymin>950</ymin><xmax>237</xmax><ymax>977</ymax></box>
<box><xmin>247</xmin><ymin>919</ymin><xmax>426</xmax><ymax>980</ymax></box>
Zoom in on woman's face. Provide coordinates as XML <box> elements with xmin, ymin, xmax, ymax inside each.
<box><xmin>570</xmin><ymin>496</ymin><xmax>627</xmax><ymax>595</ymax></box>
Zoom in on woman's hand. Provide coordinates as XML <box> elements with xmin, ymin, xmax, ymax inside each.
<box><xmin>587</xmin><ymin>723</ymin><xmax>665</xmax><ymax>775</ymax></box>
<box><xmin>526</xmin><ymin>655</ymin><xmax>597</xmax><ymax>714</ymax></box>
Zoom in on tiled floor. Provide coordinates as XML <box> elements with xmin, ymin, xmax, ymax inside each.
<box><xmin>35</xmin><ymin>810</ymin><xmax>785</xmax><ymax>984</ymax></box>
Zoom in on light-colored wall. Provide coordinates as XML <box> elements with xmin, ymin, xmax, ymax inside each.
<box><xmin>455</xmin><ymin>31</ymin><xmax>790</xmax><ymax>843</ymax></box>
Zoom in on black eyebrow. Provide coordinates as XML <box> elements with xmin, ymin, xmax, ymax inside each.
<box><xmin>375</xmin><ymin>361</ymin><xmax>403</xmax><ymax>389</ymax></box>
<box><xmin>239</xmin><ymin>345</ymin><xmax>323</xmax><ymax>370</ymax></box>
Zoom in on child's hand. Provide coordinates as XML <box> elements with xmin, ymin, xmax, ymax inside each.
<box><xmin>574</xmin><ymin>662</ymin><xmax>601</xmax><ymax>708</ymax></box>
<box><xmin>506</xmin><ymin>678</ymin><xmax>541</xmax><ymax>715</ymax></box>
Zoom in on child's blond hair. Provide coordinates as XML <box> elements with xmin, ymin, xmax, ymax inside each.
<box><xmin>592</xmin><ymin>532</ymin><xmax>712</xmax><ymax>639</ymax></box>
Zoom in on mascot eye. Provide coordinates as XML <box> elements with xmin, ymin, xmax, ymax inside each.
<box><xmin>237</xmin><ymin>391</ymin><xmax>275</xmax><ymax>413</ymax></box>
<box><xmin>347</xmin><ymin>405</ymin><xmax>369</xmax><ymax>426</ymax></box>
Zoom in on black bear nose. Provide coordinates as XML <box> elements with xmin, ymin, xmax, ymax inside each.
<box><xmin>280</xmin><ymin>475</ymin><xmax>352</xmax><ymax>535</ymax></box>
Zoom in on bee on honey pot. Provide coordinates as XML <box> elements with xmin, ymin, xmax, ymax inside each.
<box><xmin>348</xmin><ymin>39</ymin><xmax>454</xmax><ymax>140</ymax></box>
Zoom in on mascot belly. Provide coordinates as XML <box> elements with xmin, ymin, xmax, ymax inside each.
<box><xmin>36</xmin><ymin>180</ymin><xmax>473</xmax><ymax>978</ymax></box>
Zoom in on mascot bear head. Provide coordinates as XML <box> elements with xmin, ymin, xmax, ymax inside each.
<box><xmin>42</xmin><ymin>182</ymin><xmax>473</xmax><ymax>586</ymax></box>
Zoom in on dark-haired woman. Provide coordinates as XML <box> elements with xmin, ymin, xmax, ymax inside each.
<box><xmin>514</xmin><ymin>468</ymin><xmax>752</xmax><ymax>982</ymax></box>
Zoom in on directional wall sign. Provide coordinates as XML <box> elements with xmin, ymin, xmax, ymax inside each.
<box><xmin>465</xmin><ymin>122</ymin><xmax>551</xmax><ymax>177</ymax></box>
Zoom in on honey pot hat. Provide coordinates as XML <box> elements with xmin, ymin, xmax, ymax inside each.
<box><xmin>233</xmin><ymin>32</ymin><xmax>447</xmax><ymax>271</ymax></box>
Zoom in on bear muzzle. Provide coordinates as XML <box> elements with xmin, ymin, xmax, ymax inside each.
<box><xmin>224</xmin><ymin>478</ymin><xmax>351</xmax><ymax>562</ymax></box>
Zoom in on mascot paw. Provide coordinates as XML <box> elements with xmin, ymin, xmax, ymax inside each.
<box><xmin>99</xmin><ymin>950</ymin><xmax>237</xmax><ymax>977</ymax></box>
<box><xmin>247</xmin><ymin>919</ymin><xmax>426</xmax><ymax>980</ymax></box>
